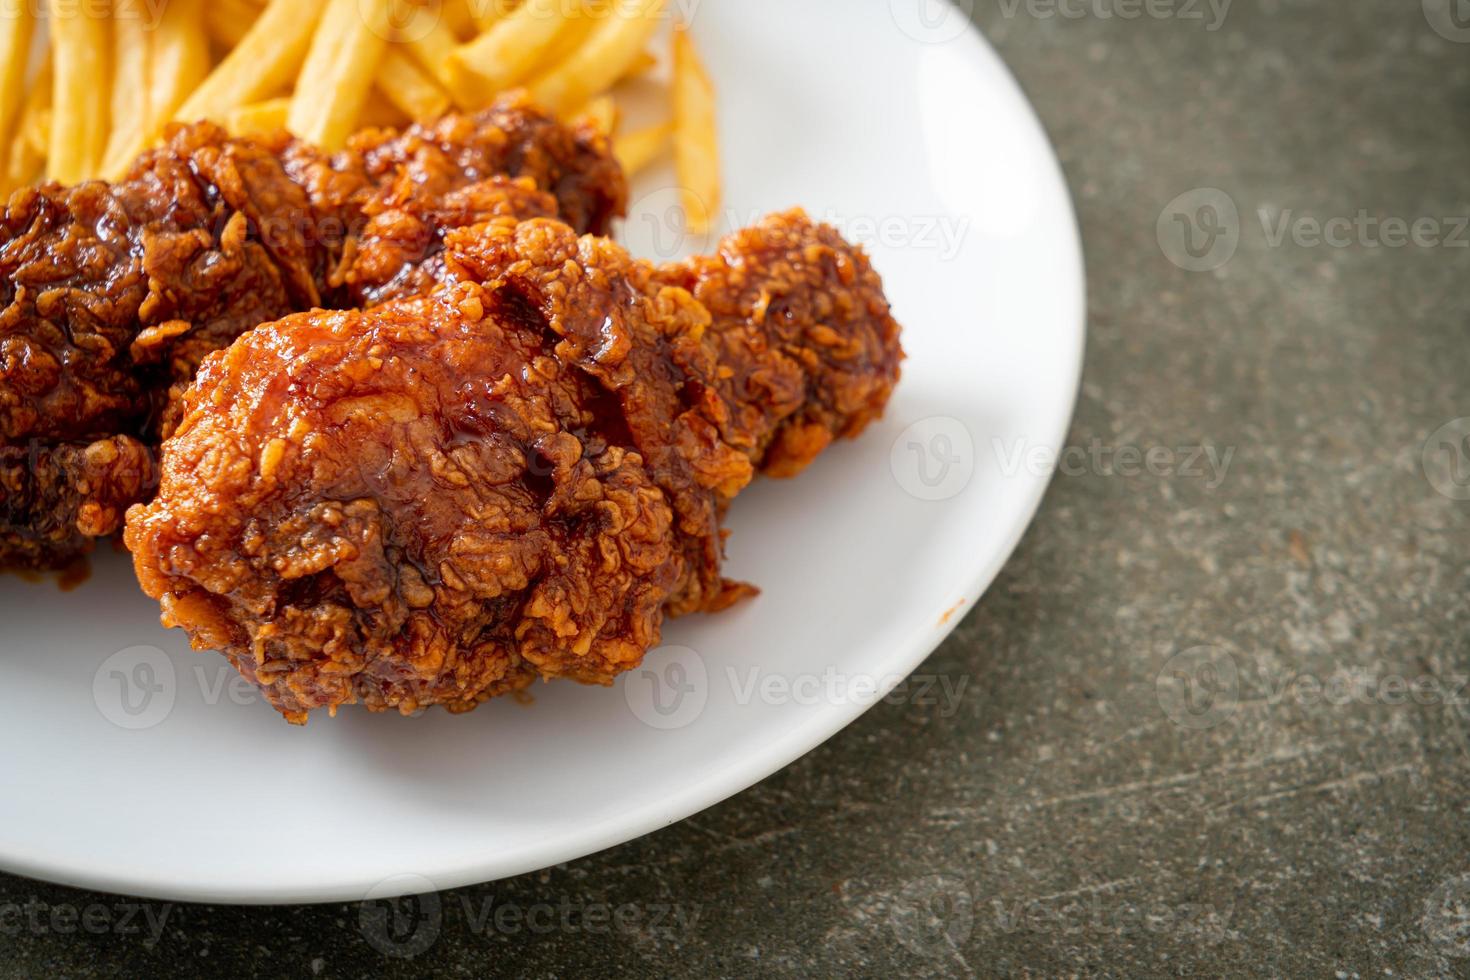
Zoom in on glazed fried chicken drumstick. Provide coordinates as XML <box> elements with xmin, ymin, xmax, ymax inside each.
<box><xmin>126</xmin><ymin>210</ymin><xmax>903</xmax><ymax>723</ymax></box>
<box><xmin>0</xmin><ymin>94</ymin><xmax>624</xmax><ymax>569</ymax></box>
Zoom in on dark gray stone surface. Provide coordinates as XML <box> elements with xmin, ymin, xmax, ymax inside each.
<box><xmin>4</xmin><ymin>1</ymin><xmax>1469</xmax><ymax>976</ymax></box>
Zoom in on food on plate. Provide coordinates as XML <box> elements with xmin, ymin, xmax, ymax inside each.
<box><xmin>126</xmin><ymin>210</ymin><xmax>904</xmax><ymax>723</ymax></box>
<box><xmin>286</xmin><ymin>0</ymin><xmax>393</xmax><ymax>150</ymax></box>
<box><xmin>0</xmin><ymin>0</ymin><xmax>32</xmax><ymax>164</ymax></box>
<box><xmin>574</xmin><ymin>94</ymin><xmax>618</xmax><ymax>136</ymax></box>
<box><xmin>6</xmin><ymin>0</ymin><xmax>701</xmax><ymax>185</ymax></box>
<box><xmin>614</xmin><ymin>120</ymin><xmax>673</xmax><ymax>178</ymax></box>
<box><xmin>446</xmin><ymin>0</ymin><xmax>583</xmax><ymax>106</ymax></box>
<box><xmin>45</xmin><ymin>0</ymin><xmax>111</xmax><ymax>183</ymax></box>
<box><xmin>225</xmin><ymin>97</ymin><xmax>292</xmax><ymax>138</ymax></box>
<box><xmin>2</xmin><ymin>58</ymin><xmax>49</xmax><ymax>195</ymax></box>
<box><xmin>672</xmin><ymin>24</ymin><xmax>720</xmax><ymax>232</ymax></box>
<box><xmin>524</xmin><ymin>0</ymin><xmax>664</xmax><ymax>115</ymax></box>
<box><xmin>172</xmin><ymin>0</ymin><xmax>327</xmax><ymax>141</ymax></box>
<box><xmin>101</xmin><ymin>0</ymin><xmax>212</xmax><ymax>178</ymax></box>
<box><xmin>0</xmin><ymin>0</ymin><xmax>824</xmax><ymax>730</ymax></box>
<box><xmin>3</xmin><ymin>0</ymin><xmax>722</xmax><ymax>247</ymax></box>
<box><xmin>0</xmin><ymin>97</ymin><xmax>625</xmax><ymax>569</ymax></box>
<box><xmin>375</xmin><ymin>50</ymin><xmax>453</xmax><ymax>123</ymax></box>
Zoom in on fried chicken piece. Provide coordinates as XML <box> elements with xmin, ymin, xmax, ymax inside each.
<box><xmin>0</xmin><ymin>96</ymin><xmax>624</xmax><ymax>570</ymax></box>
<box><xmin>125</xmin><ymin>210</ymin><xmax>903</xmax><ymax>722</ymax></box>
<box><xmin>0</xmin><ymin>437</ymin><xmax>157</xmax><ymax>569</ymax></box>
<box><xmin>654</xmin><ymin>215</ymin><xmax>906</xmax><ymax>478</ymax></box>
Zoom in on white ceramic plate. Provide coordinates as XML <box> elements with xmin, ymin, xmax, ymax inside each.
<box><xmin>0</xmin><ymin>0</ymin><xmax>1083</xmax><ymax>903</ymax></box>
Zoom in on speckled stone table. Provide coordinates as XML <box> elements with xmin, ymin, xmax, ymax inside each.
<box><xmin>5</xmin><ymin>2</ymin><xmax>1469</xmax><ymax>976</ymax></box>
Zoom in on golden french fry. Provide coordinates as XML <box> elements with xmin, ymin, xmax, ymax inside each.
<box><xmin>359</xmin><ymin>89</ymin><xmax>410</xmax><ymax>129</ymax></box>
<box><xmin>3</xmin><ymin>57</ymin><xmax>49</xmax><ymax>193</ymax></box>
<box><xmin>27</xmin><ymin>110</ymin><xmax>49</xmax><ymax>157</ymax></box>
<box><xmin>671</xmin><ymin>26</ymin><xmax>718</xmax><ymax>233</ymax></box>
<box><xmin>22</xmin><ymin>58</ymin><xmax>51</xmax><ymax>158</ymax></box>
<box><xmin>466</xmin><ymin>0</ymin><xmax>519</xmax><ymax>33</ymax></box>
<box><xmin>146</xmin><ymin>0</ymin><xmax>211</xmax><ymax>126</ymax></box>
<box><xmin>572</xmin><ymin>93</ymin><xmax>616</xmax><ymax>135</ymax></box>
<box><xmin>176</xmin><ymin>0</ymin><xmax>325</xmax><ymax>124</ymax></box>
<box><xmin>378</xmin><ymin>49</ymin><xmax>452</xmax><ymax>121</ymax></box>
<box><xmin>0</xmin><ymin>0</ymin><xmax>34</xmax><ymax>156</ymax></box>
<box><xmin>526</xmin><ymin>2</ymin><xmax>594</xmax><ymax>65</ymax></box>
<box><xmin>287</xmin><ymin>0</ymin><xmax>391</xmax><ymax>149</ymax></box>
<box><xmin>47</xmin><ymin>0</ymin><xmax>111</xmax><ymax>182</ymax></box>
<box><xmin>28</xmin><ymin>108</ymin><xmax>49</xmax><ymax>157</ymax></box>
<box><xmin>392</xmin><ymin>0</ymin><xmax>461</xmax><ymax>93</ymax></box>
<box><xmin>101</xmin><ymin>0</ymin><xmax>212</xmax><ymax>179</ymax></box>
<box><xmin>622</xmin><ymin>48</ymin><xmax>657</xmax><ymax>80</ymax></box>
<box><xmin>203</xmin><ymin>0</ymin><xmax>262</xmax><ymax>50</ymax></box>
<box><xmin>612</xmin><ymin>119</ymin><xmax>670</xmax><ymax>176</ymax></box>
<box><xmin>225</xmin><ymin>96</ymin><xmax>290</xmax><ymax>136</ymax></box>
<box><xmin>103</xmin><ymin>5</ymin><xmax>151</xmax><ymax>177</ymax></box>
<box><xmin>447</xmin><ymin>0</ymin><xmax>581</xmax><ymax>107</ymax></box>
<box><xmin>441</xmin><ymin>0</ymin><xmax>476</xmax><ymax>37</ymax></box>
<box><xmin>528</xmin><ymin>0</ymin><xmax>661</xmax><ymax>114</ymax></box>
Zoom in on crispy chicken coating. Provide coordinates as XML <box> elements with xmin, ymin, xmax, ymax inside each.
<box><xmin>0</xmin><ymin>436</ymin><xmax>157</xmax><ymax>569</ymax></box>
<box><xmin>125</xmin><ymin>210</ymin><xmax>903</xmax><ymax>722</ymax></box>
<box><xmin>0</xmin><ymin>95</ymin><xmax>624</xmax><ymax>569</ymax></box>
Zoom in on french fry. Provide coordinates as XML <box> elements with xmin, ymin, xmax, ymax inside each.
<box><xmin>204</xmin><ymin>0</ymin><xmax>263</xmax><ymax>49</ymax></box>
<box><xmin>28</xmin><ymin>108</ymin><xmax>49</xmax><ymax>157</ymax></box>
<box><xmin>287</xmin><ymin>0</ymin><xmax>392</xmax><ymax>149</ymax></box>
<box><xmin>467</xmin><ymin>0</ymin><xmax>519</xmax><ymax>33</ymax></box>
<box><xmin>572</xmin><ymin>93</ymin><xmax>616</xmax><ymax>135</ymax></box>
<box><xmin>103</xmin><ymin>6</ymin><xmax>151</xmax><ymax>177</ymax></box>
<box><xmin>527</xmin><ymin>0</ymin><xmax>662</xmax><ymax>114</ymax></box>
<box><xmin>441</xmin><ymin>0</ymin><xmax>477</xmax><ymax>37</ymax></box>
<box><xmin>47</xmin><ymin>0</ymin><xmax>111</xmax><ymax>182</ymax></box>
<box><xmin>393</xmin><ymin>0</ymin><xmax>461</xmax><ymax>93</ymax></box>
<box><xmin>3</xmin><ymin>58</ymin><xmax>49</xmax><ymax>193</ymax></box>
<box><xmin>0</xmin><ymin>0</ymin><xmax>34</xmax><ymax>155</ymax></box>
<box><xmin>612</xmin><ymin>119</ymin><xmax>670</xmax><ymax>176</ymax></box>
<box><xmin>378</xmin><ymin>50</ymin><xmax>452</xmax><ymax>121</ymax></box>
<box><xmin>146</xmin><ymin>0</ymin><xmax>211</xmax><ymax>127</ymax></box>
<box><xmin>176</xmin><ymin>0</ymin><xmax>325</xmax><ymax>125</ymax></box>
<box><xmin>102</xmin><ymin>0</ymin><xmax>211</xmax><ymax>179</ymax></box>
<box><xmin>8</xmin><ymin>0</ymin><xmax>681</xmax><ymax>188</ymax></box>
<box><xmin>447</xmin><ymin>0</ymin><xmax>582</xmax><ymax>108</ymax></box>
<box><xmin>359</xmin><ymin>89</ymin><xmax>411</xmax><ymax>129</ymax></box>
<box><xmin>671</xmin><ymin>26</ymin><xmax>718</xmax><ymax>233</ymax></box>
<box><xmin>622</xmin><ymin>48</ymin><xmax>657</xmax><ymax>81</ymax></box>
<box><xmin>526</xmin><ymin>2</ymin><xmax>594</xmax><ymax>66</ymax></box>
<box><xmin>225</xmin><ymin>96</ymin><xmax>290</xmax><ymax>136</ymax></box>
